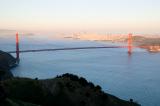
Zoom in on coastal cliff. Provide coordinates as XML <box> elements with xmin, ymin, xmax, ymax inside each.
<box><xmin>0</xmin><ymin>50</ymin><xmax>16</xmax><ymax>80</ymax></box>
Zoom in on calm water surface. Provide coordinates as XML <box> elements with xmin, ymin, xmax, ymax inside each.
<box><xmin>0</xmin><ymin>34</ymin><xmax>160</xmax><ymax>106</ymax></box>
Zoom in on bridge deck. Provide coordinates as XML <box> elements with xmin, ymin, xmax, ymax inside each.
<box><xmin>7</xmin><ymin>46</ymin><xmax>130</xmax><ymax>53</ymax></box>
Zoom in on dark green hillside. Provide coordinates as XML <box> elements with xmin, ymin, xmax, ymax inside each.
<box><xmin>1</xmin><ymin>73</ymin><xmax>140</xmax><ymax>106</ymax></box>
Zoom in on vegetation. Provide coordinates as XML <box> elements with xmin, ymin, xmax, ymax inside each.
<box><xmin>1</xmin><ymin>73</ymin><xmax>140</xmax><ymax>106</ymax></box>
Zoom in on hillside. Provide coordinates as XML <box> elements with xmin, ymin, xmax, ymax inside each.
<box><xmin>1</xmin><ymin>73</ymin><xmax>140</xmax><ymax>106</ymax></box>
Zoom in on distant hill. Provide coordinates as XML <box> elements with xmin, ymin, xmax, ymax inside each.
<box><xmin>0</xmin><ymin>29</ymin><xmax>16</xmax><ymax>38</ymax></box>
<box><xmin>0</xmin><ymin>29</ymin><xmax>35</xmax><ymax>37</ymax></box>
<box><xmin>131</xmin><ymin>36</ymin><xmax>160</xmax><ymax>45</ymax></box>
<box><xmin>0</xmin><ymin>29</ymin><xmax>15</xmax><ymax>33</ymax></box>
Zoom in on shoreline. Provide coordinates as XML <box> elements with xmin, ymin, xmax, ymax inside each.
<box><xmin>0</xmin><ymin>50</ymin><xmax>140</xmax><ymax>106</ymax></box>
<box><xmin>64</xmin><ymin>34</ymin><xmax>160</xmax><ymax>53</ymax></box>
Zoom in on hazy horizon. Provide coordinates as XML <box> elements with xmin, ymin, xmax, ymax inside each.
<box><xmin>0</xmin><ymin>0</ymin><xmax>160</xmax><ymax>34</ymax></box>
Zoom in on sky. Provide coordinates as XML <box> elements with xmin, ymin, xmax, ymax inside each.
<box><xmin>0</xmin><ymin>0</ymin><xmax>160</xmax><ymax>34</ymax></box>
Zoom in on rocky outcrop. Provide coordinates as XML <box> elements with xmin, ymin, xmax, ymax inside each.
<box><xmin>1</xmin><ymin>73</ymin><xmax>140</xmax><ymax>106</ymax></box>
<box><xmin>0</xmin><ymin>50</ymin><xmax>16</xmax><ymax>80</ymax></box>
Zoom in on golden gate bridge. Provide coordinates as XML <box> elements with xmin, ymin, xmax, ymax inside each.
<box><xmin>7</xmin><ymin>32</ymin><xmax>134</xmax><ymax>63</ymax></box>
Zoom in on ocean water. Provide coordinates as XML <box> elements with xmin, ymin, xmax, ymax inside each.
<box><xmin>0</xmin><ymin>34</ymin><xmax>160</xmax><ymax>106</ymax></box>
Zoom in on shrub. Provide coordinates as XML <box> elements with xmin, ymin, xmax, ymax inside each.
<box><xmin>95</xmin><ymin>85</ymin><xmax>102</xmax><ymax>91</ymax></box>
<box><xmin>79</xmin><ymin>77</ymin><xmax>88</xmax><ymax>86</ymax></box>
<box><xmin>88</xmin><ymin>82</ymin><xmax>95</xmax><ymax>89</ymax></box>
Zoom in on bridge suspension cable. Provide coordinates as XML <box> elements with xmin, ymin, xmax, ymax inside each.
<box><xmin>8</xmin><ymin>33</ymin><xmax>134</xmax><ymax>62</ymax></box>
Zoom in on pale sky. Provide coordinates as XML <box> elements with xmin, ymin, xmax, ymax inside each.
<box><xmin>0</xmin><ymin>0</ymin><xmax>160</xmax><ymax>34</ymax></box>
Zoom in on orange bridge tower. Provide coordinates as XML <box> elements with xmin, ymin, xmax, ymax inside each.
<box><xmin>128</xmin><ymin>33</ymin><xmax>133</xmax><ymax>54</ymax></box>
<box><xmin>16</xmin><ymin>32</ymin><xmax>20</xmax><ymax>63</ymax></box>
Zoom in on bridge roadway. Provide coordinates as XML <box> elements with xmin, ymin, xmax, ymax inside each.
<box><xmin>7</xmin><ymin>46</ymin><xmax>132</xmax><ymax>54</ymax></box>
